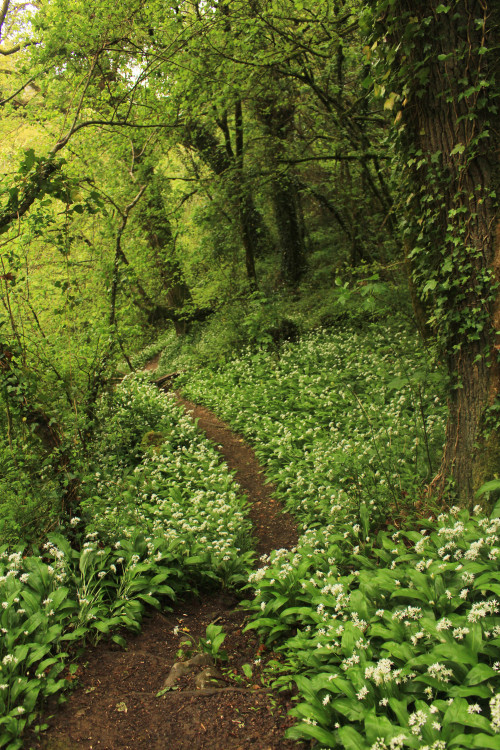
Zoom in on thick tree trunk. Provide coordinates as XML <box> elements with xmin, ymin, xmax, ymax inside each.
<box><xmin>382</xmin><ymin>1</ymin><xmax>499</xmax><ymax>503</ymax></box>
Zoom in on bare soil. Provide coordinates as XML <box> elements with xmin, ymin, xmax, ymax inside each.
<box><xmin>176</xmin><ymin>395</ymin><xmax>298</xmax><ymax>558</ymax></box>
<box><xmin>26</xmin><ymin>373</ymin><xmax>303</xmax><ymax>750</ymax></box>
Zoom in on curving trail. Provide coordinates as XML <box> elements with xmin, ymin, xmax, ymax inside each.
<box><xmin>28</xmin><ymin>372</ymin><xmax>302</xmax><ymax>750</ymax></box>
<box><xmin>176</xmin><ymin>394</ymin><xmax>298</xmax><ymax>557</ymax></box>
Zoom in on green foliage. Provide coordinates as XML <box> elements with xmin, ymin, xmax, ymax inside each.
<box><xmin>0</xmin><ymin>441</ymin><xmax>59</xmax><ymax>546</ymax></box>
<box><xmin>243</xmin><ymin>506</ymin><xmax>500</xmax><ymax>749</ymax></box>
<box><xmin>180</xmin><ymin>322</ymin><xmax>446</xmax><ymax>529</ymax></box>
<box><xmin>0</xmin><ymin>374</ymin><xmax>254</xmax><ymax>746</ymax></box>
<box><xmin>0</xmin><ymin>533</ymin><xmax>181</xmax><ymax>747</ymax></box>
<box><xmin>367</xmin><ymin>0</ymin><xmax>499</xmax><ymax>498</ymax></box>
<box><xmin>81</xmin><ymin>375</ymin><xmax>253</xmax><ymax>577</ymax></box>
<box><xmin>0</xmin><ymin>0</ymin><xmax>498</xmax><ymax>746</ymax></box>
<box><xmin>198</xmin><ymin>623</ymin><xmax>228</xmax><ymax>664</ymax></box>
<box><xmin>128</xmin><ymin>330</ymin><xmax>178</xmax><ymax>371</ymax></box>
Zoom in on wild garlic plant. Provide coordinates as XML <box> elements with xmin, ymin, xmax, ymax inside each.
<box><xmin>82</xmin><ymin>375</ymin><xmax>253</xmax><ymax>574</ymax></box>
<box><xmin>0</xmin><ymin>374</ymin><xmax>255</xmax><ymax>747</ymax></box>
<box><xmin>179</xmin><ymin>323</ymin><xmax>500</xmax><ymax>749</ymax></box>
<box><xmin>244</xmin><ymin>506</ymin><xmax>500</xmax><ymax>749</ymax></box>
<box><xmin>181</xmin><ymin>323</ymin><xmax>446</xmax><ymax>531</ymax></box>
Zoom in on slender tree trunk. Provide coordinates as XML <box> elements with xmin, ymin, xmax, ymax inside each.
<box><xmin>273</xmin><ymin>172</ymin><xmax>306</xmax><ymax>285</ymax></box>
<box><xmin>256</xmin><ymin>94</ymin><xmax>307</xmax><ymax>286</ymax></box>
<box><xmin>235</xmin><ymin>100</ymin><xmax>258</xmax><ymax>289</ymax></box>
<box><xmin>184</xmin><ymin>122</ymin><xmax>270</xmax><ymax>287</ymax></box>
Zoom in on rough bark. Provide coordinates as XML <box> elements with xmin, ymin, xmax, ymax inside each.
<box><xmin>385</xmin><ymin>1</ymin><xmax>499</xmax><ymax>503</ymax></box>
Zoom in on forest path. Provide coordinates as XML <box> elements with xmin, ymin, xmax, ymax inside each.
<box><xmin>175</xmin><ymin>393</ymin><xmax>298</xmax><ymax>557</ymax></box>
<box><xmin>28</xmin><ymin>363</ymin><xmax>302</xmax><ymax>750</ymax></box>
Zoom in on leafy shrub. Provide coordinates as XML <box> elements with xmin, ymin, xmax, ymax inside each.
<box><xmin>0</xmin><ymin>439</ymin><xmax>60</xmax><ymax>547</ymax></box>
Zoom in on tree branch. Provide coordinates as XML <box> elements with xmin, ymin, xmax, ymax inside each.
<box><xmin>0</xmin><ymin>0</ymin><xmax>10</xmax><ymax>36</ymax></box>
<box><xmin>0</xmin><ymin>75</ymin><xmax>37</xmax><ymax>107</ymax></box>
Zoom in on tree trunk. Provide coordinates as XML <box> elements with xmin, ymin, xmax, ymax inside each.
<box><xmin>138</xmin><ymin>179</ymin><xmax>193</xmax><ymax>334</ymax></box>
<box><xmin>273</xmin><ymin>173</ymin><xmax>306</xmax><ymax>286</ymax></box>
<box><xmin>234</xmin><ymin>100</ymin><xmax>258</xmax><ymax>289</ymax></box>
<box><xmin>379</xmin><ymin>1</ymin><xmax>499</xmax><ymax>504</ymax></box>
<box><xmin>256</xmin><ymin>95</ymin><xmax>307</xmax><ymax>286</ymax></box>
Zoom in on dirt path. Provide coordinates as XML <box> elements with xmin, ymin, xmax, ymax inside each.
<box><xmin>27</xmin><ymin>371</ymin><xmax>302</xmax><ymax>750</ymax></box>
<box><xmin>176</xmin><ymin>395</ymin><xmax>298</xmax><ymax>557</ymax></box>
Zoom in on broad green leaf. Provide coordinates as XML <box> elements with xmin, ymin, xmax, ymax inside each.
<box><xmin>332</xmin><ymin>697</ymin><xmax>365</xmax><ymax>721</ymax></box>
<box><xmin>337</xmin><ymin>725</ymin><xmax>370</xmax><ymax>750</ymax></box>
<box><xmin>466</xmin><ymin>664</ymin><xmax>498</xmax><ymax>685</ymax></box>
<box><xmin>286</xmin><ymin>722</ymin><xmax>337</xmax><ymax>746</ymax></box>
<box><xmin>472</xmin><ymin>734</ymin><xmax>500</xmax><ymax>749</ymax></box>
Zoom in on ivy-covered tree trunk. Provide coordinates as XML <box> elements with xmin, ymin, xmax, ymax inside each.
<box><xmin>373</xmin><ymin>0</ymin><xmax>499</xmax><ymax>503</ymax></box>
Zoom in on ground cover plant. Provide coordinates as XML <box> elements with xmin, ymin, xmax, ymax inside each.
<box><xmin>81</xmin><ymin>374</ymin><xmax>253</xmax><ymax>578</ymax></box>
<box><xmin>245</xmin><ymin>506</ymin><xmax>500</xmax><ymax>749</ymax></box>
<box><xmin>180</xmin><ymin>322</ymin><xmax>447</xmax><ymax>532</ymax></box>
<box><xmin>178</xmin><ymin>323</ymin><xmax>500</xmax><ymax>748</ymax></box>
<box><xmin>0</xmin><ymin>375</ymin><xmax>252</xmax><ymax>748</ymax></box>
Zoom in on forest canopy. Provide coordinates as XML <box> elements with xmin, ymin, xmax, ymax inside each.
<box><xmin>0</xmin><ymin>0</ymin><xmax>498</xmax><ymax>515</ymax></box>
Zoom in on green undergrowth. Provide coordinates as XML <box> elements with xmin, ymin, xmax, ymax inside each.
<box><xmin>0</xmin><ymin>374</ymin><xmax>252</xmax><ymax>748</ymax></box>
<box><xmin>0</xmin><ymin>442</ymin><xmax>60</xmax><ymax>547</ymax></box>
<box><xmin>150</xmin><ymin>272</ymin><xmax>414</xmax><ymax>375</ymax></box>
<box><xmin>81</xmin><ymin>374</ymin><xmax>253</xmax><ymax>575</ymax></box>
<box><xmin>127</xmin><ymin>330</ymin><xmax>176</xmax><ymax>371</ymax></box>
<box><xmin>177</xmin><ymin>323</ymin><xmax>500</xmax><ymax>748</ymax></box>
<box><xmin>179</xmin><ymin>322</ymin><xmax>447</xmax><ymax>530</ymax></box>
<box><xmin>245</xmin><ymin>506</ymin><xmax>500</xmax><ymax>750</ymax></box>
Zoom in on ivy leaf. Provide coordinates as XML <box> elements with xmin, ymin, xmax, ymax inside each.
<box><xmin>423</xmin><ymin>279</ymin><xmax>438</xmax><ymax>293</ymax></box>
<box><xmin>384</xmin><ymin>92</ymin><xmax>398</xmax><ymax>111</ymax></box>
